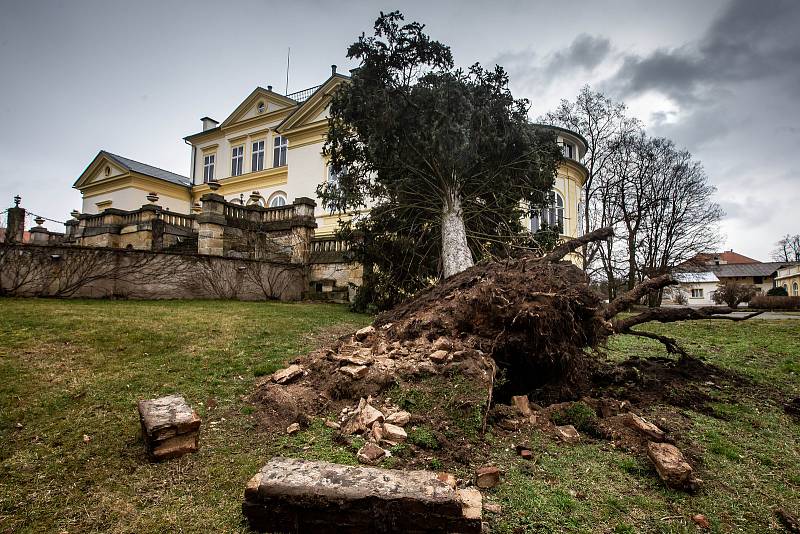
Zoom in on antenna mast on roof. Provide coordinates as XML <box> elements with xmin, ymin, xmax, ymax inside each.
<box><xmin>285</xmin><ymin>47</ymin><xmax>290</xmax><ymax>94</ymax></box>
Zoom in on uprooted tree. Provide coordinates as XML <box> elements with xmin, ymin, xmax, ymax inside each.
<box><xmin>319</xmin><ymin>11</ymin><xmax>563</xmax><ymax>311</ymax></box>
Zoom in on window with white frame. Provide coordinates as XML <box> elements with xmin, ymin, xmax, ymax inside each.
<box><xmin>231</xmin><ymin>145</ymin><xmax>244</xmax><ymax>176</ymax></box>
<box><xmin>273</xmin><ymin>135</ymin><xmax>287</xmax><ymax>167</ymax></box>
<box><xmin>531</xmin><ymin>190</ymin><xmax>564</xmax><ymax>232</ymax></box>
<box><xmin>328</xmin><ymin>164</ymin><xmax>346</xmax><ymax>184</ymax></box>
<box><xmin>203</xmin><ymin>154</ymin><xmax>215</xmax><ymax>182</ymax></box>
<box><xmin>268</xmin><ymin>192</ymin><xmax>287</xmax><ymax>207</ymax></box>
<box><xmin>252</xmin><ymin>140</ymin><xmax>265</xmax><ymax>172</ymax></box>
<box><xmin>691</xmin><ymin>288</ymin><xmax>703</xmax><ymax>298</ymax></box>
<box><xmin>794</xmin><ymin>282</ymin><xmax>799</xmax><ymax>296</ymax></box>
<box><xmin>561</xmin><ymin>142</ymin><xmax>574</xmax><ymax>159</ymax></box>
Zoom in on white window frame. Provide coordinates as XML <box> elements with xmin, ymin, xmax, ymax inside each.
<box><xmin>251</xmin><ymin>140</ymin><xmax>265</xmax><ymax>172</ymax></box>
<box><xmin>531</xmin><ymin>190</ymin><xmax>564</xmax><ymax>232</ymax></box>
<box><xmin>231</xmin><ymin>145</ymin><xmax>244</xmax><ymax>176</ymax></box>
<box><xmin>268</xmin><ymin>192</ymin><xmax>287</xmax><ymax>207</ymax></box>
<box><xmin>273</xmin><ymin>135</ymin><xmax>287</xmax><ymax>167</ymax></box>
<box><xmin>203</xmin><ymin>154</ymin><xmax>216</xmax><ymax>182</ymax></box>
<box><xmin>793</xmin><ymin>282</ymin><xmax>799</xmax><ymax>296</ymax></box>
<box><xmin>561</xmin><ymin>142</ymin><xmax>574</xmax><ymax>159</ymax></box>
<box><xmin>691</xmin><ymin>288</ymin><xmax>703</xmax><ymax>299</ymax></box>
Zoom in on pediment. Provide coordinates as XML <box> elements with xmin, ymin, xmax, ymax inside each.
<box><xmin>278</xmin><ymin>75</ymin><xmax>348</xmax><ymax>133</ymax></box>
<box><xmin>219</xmin><ymin>87</ymin><xmax>298</xmax><ymax>128</ymax></box>
<box><xmin>73</xmin><ymin>152</ymin><xmax>129</xmax><ymax>189</ymax></box>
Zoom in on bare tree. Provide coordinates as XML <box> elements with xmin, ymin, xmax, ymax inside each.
<box><xmin>543</xmin><ymin>85</ymin><xmax>638</xmax><ymax>283</ymax></box>
<box><xmin>772</xmin><ymin>234</ymin><xmax>800</xmax><ymax>262</ymax></box>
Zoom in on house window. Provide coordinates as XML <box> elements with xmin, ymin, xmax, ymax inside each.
<box><xmin>257</xmin><ymin>101</ymin><xmax>265</xmax><ymax>114</ymax></box>
<box><xmin>231</xmin><ymin>145</ymin><xmax>244</xmax><ymax>176</ymax></box>
<box><xmin>794</xmin><ymin>282</ymin><xmax>799</xmax><ymax>296</ymax></box>
<box><xmin>252</xmin><ymin>140</ymin><xmax>265</xmax><ymax>172</ymax></box>
<box><xmin>753</xmin><ymin>276</ymin><xmax>763</xmax><ymax>284</ymax></box>
<box><xmin>273</xmin><ymin>135</ymin><xmax>287</xmax><ymax>167</ymax></box>
<box><xmin>328</xmin><ymin>164</ymin><xmax>346</xmax><ymax>184</ymax></box>
<box><xmin>268</xmin><ymin>192</ymin><xmax>287</xmax><ymax>207</ymax></box>
<box><xmin>691</xmin><ymin>288</ymin><xmax>703</xmax><ymax>298</ymax></box>
<box><xmin>203</xmin><ymin>154</ymin><xmax>215</xmax><ymax>182</ymax></box>
<box><xmin>561</xmin><ymin>142</ymin><xmax>574</xmax><ymax>159</ymax></box>
<box><xmin>531</xmin><ymin>191</ymin><xmax>564</xmax><ymax>232</ymax></box>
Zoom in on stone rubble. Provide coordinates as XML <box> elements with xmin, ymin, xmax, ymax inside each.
<box><xmin>511</xmin><ymin>395</ymin><xmax>533</xmax><ymax>417</ymax></box>
<box><xmin>242</xmin><ymin>457</ymin><xmax>481</xmax><ymax>533</ymax></box>
<box><xmin>646</xmin><ymin>441</ymin><xmax>702</xmax><ymax>491</ymax></box>
<box><xmin>475</xmin><ymin>466</ymin><xmax>501</xmax><ymax>489</ymax></box>
<box><xmin>624</xmin><ymin>412</ymin><xmax>666</xmax><ymax>442</ymax></box>
<box><xmin>357</xmin><ymin>442</ymin><xmax>388</xmax><ymax>465</ymax></box>
<box><xmin>354</xmin><ymin>325</ymin><xmax>375</xmax><ymax>341</ymax></box>
<box><xmin>555</xmin><ymin>425</ymin><xmax>581</xmax><ymax>443</ymax></box>
<box><xmin>137</xmin><ymin>394</ymin><xmax>200</xmax><ymax>461</ymax></box>
<box><xmin>271</xmin><ymin>364</ymin><xmax>304</xmax><ymax>385</ymax></box>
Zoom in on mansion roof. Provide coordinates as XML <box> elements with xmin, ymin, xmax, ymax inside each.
<box><xmin>100</xmin><ymin>151</ymin><xmax>191</xmax><ymax>187</ymax></box>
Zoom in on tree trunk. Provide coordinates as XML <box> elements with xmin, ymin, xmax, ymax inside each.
<box><xmin>441</xmin><ymin>188</ymin><xmax>473</xmax><ymax>278</ymax></box>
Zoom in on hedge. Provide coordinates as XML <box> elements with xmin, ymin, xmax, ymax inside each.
<box><xmin>749</xmin><ymin>295</ymin><xmax>800</xmax><ymax>310</ymax></box>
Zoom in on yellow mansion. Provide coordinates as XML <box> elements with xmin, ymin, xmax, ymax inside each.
<box><xmin>72</xmin><ymin>66</ymin><xmax>588</xmax><ymax>241</ymax></box>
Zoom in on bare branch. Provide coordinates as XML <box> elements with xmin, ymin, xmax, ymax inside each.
<box><xmin>539</xmin><ymin>226</ymin><xmax>613</xmax><ymax>263</ymax></box>
<box><xmin>603</xmin><ymin>273</ymin><xmax>676</xmax><ymax>319</ymax></box>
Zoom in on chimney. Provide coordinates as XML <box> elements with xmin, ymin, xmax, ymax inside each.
<box><xmin>331</xmin><ymin>64</ymin><xmax>337</xmax><ymax>76</ymax></box>
<box><xmin>267</xmin><ymin>85</ymin><xmax>273</xmax><ymax>91</ymax></box>
<box><xmin>200</xmin><ymin>116</ymin><xmax>219</xmax><ymax>132</ymax></box>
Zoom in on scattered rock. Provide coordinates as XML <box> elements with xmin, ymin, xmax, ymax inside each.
<box><xmin>360</xmin><ymin>404</ymin><xmax>385</xmax><ymax>428</ymax></box>
<box><xmin>338</xmin><ymin>364</ymin><xmax>369</xmax><ymax>379</ymax></box>
<box><xmin>437</xmin><ymin>472</ymin><xmax>457</xmax><ymax>489</ymax></box>
<box><xmin>286</xmin><ymin>423</ymin><xmax>300</xmax><ymax>435</ymax></box>
<box><xmin>432</xmin><ymin>337</ymin><xmax>453</xmax><ymax>352</ymax></box>
<box><xmin>243</xmin><ymin>457</ymin><xmax>481</xmax><ymax>533</ymax></box>
<box><xmin>82</xmin><ymin>434</ymin><xmax>92</xmax><ymax>443</ymax></box>
<box><xmin>624</xmin><ymin>413</ymin><xmax>666</xmax><ymax>441</ymax></box>
<box><xmin>429</xmin><ymin>350</ymin><xmax>449</xmax><ymax>363</ymax></box>
<box><xmin>457</xmin><ymin>487</ymin><xmax>482</xmax><ymax>524</ymax></box>
<box><xmin>483</xmin><ymin>503</ymin><xmax>502</xmax><ymax>514</ymax></box>
<box><xmin>519</xmin><ymin>449</ymin><xmax>533</xmax><ymax>460</ymax></box>
<box><xmin>334</xmin><ymin>354</ymin><xmax>371</xmax><ymax>366</ymax></box>
<box><xmin>555</xmin><ymin>425</ymin><xmax>580</xmax><ymax>443</ymax></box>
<box><xmin>511</xmin><ymin>395</ymin><xmax>532</xmax><ymax>416</ymax></box>
<box><xmin>357</xmin><ymin>442</ymin><xmax>387</xmax><ymax>465</ymax></box>
<box><xmin>475</xmin><ymin>466</ymin><xmax>501</xmax><ymax>489</ymax></box>
<box><xmin>385</xmin><ymin>410</ymin><xmax>411</xmax><ymax>426</ymax></box>
<box><xmin>355</xmin><ymin>325</ymin><xmax>375</xmax><ymax>341</ymax></box>
<box><xmin>692</xmin><ymin>514</ymin><xmax>710</xmax><ymax>529</ymax></box>
<box><xmin>137</xmin><ymin>394</ymin><xmax>200</xmax><ymax>461</ymax></box>
<box><xmin>382</xmin><ymin>423</ymin><xmax>408</xmax><ymax>442</ymax></box>
<box><xmin>324</xmin><ymin>419</ymin><xmax>340</xmax><ymax>430</ymax></box>
<box><xmin>646</xmin><ymin>442</ymin><xmax>701</xmax><ymax>491</ymax></box>
<box><xmin>272</xmin><ymin>364</ymin><xmax>304</xmax><ymax>385</ymax></box>
<box><xmin>371</xmin><ymin>422</ymin><xmax>384</xmax><ymax>443</ymax></box>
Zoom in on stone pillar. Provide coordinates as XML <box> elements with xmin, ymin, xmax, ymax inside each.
<box><xmin>5</xmin><ymin>202</ymin><xmax>26</xmax><ymax>244</ymax></box>
<box><xmin>64</xmin><ymin>219</ymin><xmax>79</xmax><ymax>243</ymax></box>
<box><xmin>197</xmin><ymin>193</ymin><xmax>227</xmax><ymax>256</ymax></box>
<box><xmin>289</xmin><ymin>197</ymin><xmax>317</xmax><ymax>264</ymax></box>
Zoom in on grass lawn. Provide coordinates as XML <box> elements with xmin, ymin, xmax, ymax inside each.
<box><xmin>1</xmin><ymin>298</ymin><xmax>799</xmax><ymax>533</ymax></box>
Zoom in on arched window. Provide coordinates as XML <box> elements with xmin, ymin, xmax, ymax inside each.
<box><xmin>531</xmin><ymin>190</ymin><xmax>564</xmax><ymax>232</ymax></box>
<box><xmin>793</xmin><ymin>282</ymin><xmax>799</xmax><ymax>296</ymax></box>
<box><xmin>268</xmin><ymin>192</ymin><xmax>287</xmax><ymax>207</ymax></box>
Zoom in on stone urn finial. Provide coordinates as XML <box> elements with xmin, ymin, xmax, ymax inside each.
<box><xmin>248</xmin><ymin>191</ymin><xmax>263</xmax><ymax>205</ymax></box>
<box><xmin>34</xmin><ymin>216</ymin><xmax>45</xmax><ymax>227</ymax></box>
<box><xmin>70</xmin><ymin>209</ymin><xmax>80</xmax><ymax>219</ymax></box>
<box><xmin>146</xmin><ymin>192</ymin><xmax>159</xmax><ymax>203</ymax></box>
<box><xmin>207</xmin><ymin>180</ymin><xmax>221</xmax><ymax>192</ymax></box>
<box><xmin>13</xmin><ymin>195</ymin><xmax>21</xmax><ymax>207</ymax></box>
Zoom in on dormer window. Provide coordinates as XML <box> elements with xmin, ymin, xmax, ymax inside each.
<box><xmin>273</xmin><ymin>135</ymin><xmax>287</xmax><ymax>167</ymax></box>
<box><xmin>104</xmin><ymin>166</ymin><xmax>111</xmax><ymax>177</ymax></box>
<box><xmin>561</xmin><ymin>142</ymin><xmax>574</xmax><ymax>159</ymax></box>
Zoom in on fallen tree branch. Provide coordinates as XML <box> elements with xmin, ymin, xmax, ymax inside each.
<box><xmin>539</xmin><ymin>227</ymin><xmax>613</xmax><ymax>264</ymax></box>
<box><xmin>481</xmin><ymin>359</ymin><xmax>496</xmax><ymax>438</ymax></box>
<box><xmin>614</xmin><ymin>306</ymin><xmax>764</xmax><ymax>332</ymax></box>
<box><xmin>603</xmin><ymin>274</ymin><xmax>676</xmax><ymax>319</ymax></box>
<box><xmin>620</xmin><ymin>329</ymin><xmax>688</xmax><ymax>357</ymax></box>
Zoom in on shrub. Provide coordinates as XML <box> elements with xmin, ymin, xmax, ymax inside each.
<box><xmin>711</xmin><ymin>281</ymin><xmax>759</xmax><ymax>308</ymax></box>
<box><xmin>749</xmin><ymin>295</ymin><xmax>800</xmax><ymax>310</ymax></box>
<box><xmin>767</xmin><ymin>286</ymin><xmax>789</xmax><ymax>296</ymax></box>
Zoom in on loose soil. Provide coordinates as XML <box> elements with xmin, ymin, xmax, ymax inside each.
<box><xmin>250</xmin><ymin>256</ymin><xmax>775</xmax><ymax>487</ymax></box>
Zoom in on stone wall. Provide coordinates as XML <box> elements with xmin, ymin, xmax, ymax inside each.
<box><xmin>0</xmin><ymin>243</ymin><xmax>304</xmax><ymax>301</ymax></box>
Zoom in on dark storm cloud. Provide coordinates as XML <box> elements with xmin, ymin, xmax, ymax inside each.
<box><xmin>609</xmin><ymin>0</ymin><xmax>800</xmax><ymax>102</ymax></box>
<box><xmin>492</xmin><ymin>34</ymin><xmax>612</xmax><ymax>90</ymax></box>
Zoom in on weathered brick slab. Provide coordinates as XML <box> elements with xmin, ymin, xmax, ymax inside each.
<box><xmin>137</xmin><ymin>394</ymin><xmax>200</xmax><ymax>461</ymax></box>
<box><xmin>243</xmin><ymin>457</ymin><xmax>481</xmax><ymax>533</ymax></box>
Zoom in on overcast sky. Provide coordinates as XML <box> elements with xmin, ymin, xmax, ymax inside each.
<box><xmin>1</xmin><ymin>0</ymin><xmax>797</xmax><ymax>260</ymax></box>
